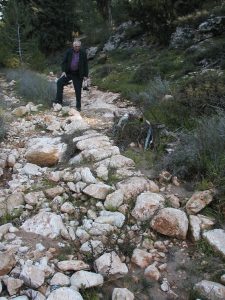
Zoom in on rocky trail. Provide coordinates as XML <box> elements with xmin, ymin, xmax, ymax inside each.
<box><xmin>0</xmin><ymin>73</ymin><xmax>225</xmax><ymax>300</ymax></box>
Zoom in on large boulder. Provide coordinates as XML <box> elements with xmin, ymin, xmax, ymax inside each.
<box><xmin>203</xmin><ymin>229</ymin><xmax>225</xmax><ymax>258</ymax></box>
<box><xmin>20</xmin><ymin>264</ymin><xmax>45</xmax><ymax>288</ymax></box>
<box><xmin>194</xmin><ymin>280</ymin><xmax>225</xmax><ymax>300</ymax></box>
<box><xmin>25</xmin><ymin>137</ymin><xmax>67</xmax><ymax>167</ymax></box>
<box><xmin>131</xmin><ymin>192</ymin><xmax>165</xmax><ymax>221</ymax></box>
<box><xmin>150</xmin><ymin>208</ymin><xmax>188</xmax><ymax>240</ymax></box>
<box><xmin>116</xmin><ymin>177</ymin><xmax>158</xmax><ymax>201</ymax></box>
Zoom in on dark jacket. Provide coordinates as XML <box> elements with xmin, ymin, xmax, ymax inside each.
<box><xmin>61</xmin><ymin>48</ymin><xmax>88</xmax><ymax>78</ymax></box>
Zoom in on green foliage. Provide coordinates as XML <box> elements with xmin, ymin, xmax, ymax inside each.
<box><xmin>127</xmin><ymin>0</ymin><xmax>205</xmax><ymax>44</ymax></box>
<box><xmin>30</xmin><ymin>1</ymin><xmax>78</xmax><ymax>53</ymax></box>
<box><xmin>163</xmin><ymin>113</ymin><xmax>225</xmax><ymax>181</ymax></box>
<box><xmin>131</xmin><ymin>63</ymin><xmax>158</xmax><ymax>84</ymax></box>
<box><xmin>80</xmin><ymin>287</ymin><xmax>101</xmax><ymax>300</ymax></box>
<box><xmin>93</xmin><ymin>64</ymin><xmax>116</xmax><ymax>79</ymax></box>
<box><xmin>196</xmin><ymin>239</ymin><xmax>215</xmax><ymax>257</ymax></box>
<box><xmin>175</xmin><ymin>71</ymin><xmax>225</xmax><ymax>117</ymax></box>
<box><xmin>5</xmin><ymin>68</ymin><xmax>56</xmax><ymax>107</ymax></box>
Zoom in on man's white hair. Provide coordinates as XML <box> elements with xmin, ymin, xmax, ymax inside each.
<box><xmin>73</xmin><ymin>39</ymin><xmax>81</xmax><ymax>46</ymax></box>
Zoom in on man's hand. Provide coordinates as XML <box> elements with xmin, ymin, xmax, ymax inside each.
<box><xmin>60</xmin><ymin>72</ymin><xmax>67</xmax><ymax>78</ymax></box>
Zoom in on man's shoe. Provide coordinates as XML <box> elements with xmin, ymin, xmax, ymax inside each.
<box><xmin>76</xmin><ymin>107</ymin><xmax>81</xmax><ymax>112</ymax></box>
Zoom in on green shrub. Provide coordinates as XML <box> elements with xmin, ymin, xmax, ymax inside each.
<box><xmin>162</xmin><ymin>113</ymin><xmax>225</xmax><ymax>182</ymax></box>
<box><xmin>5</xmin><ymin>68</ymin><xmax>56</xmax><ymax>107</ymax></box>
<box><xmin>93</xmin><ymin>64</ymin><xmax>117</xmax><ymax>79</ymax></box>
<box><xmin>175</xmin><ymin>70</ymin><xmax>225</xmax><ymax>117</ymax></box>
<box><xmin>131</xmin><ymin>63</ymin><xmax>158</xmax><ymax>84</ymax></box>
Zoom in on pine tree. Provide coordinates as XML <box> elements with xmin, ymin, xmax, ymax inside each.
<box><xmin>30</xmin><ymin>0</ymin><xmax>79</xmax><ymax>53</ymax></box>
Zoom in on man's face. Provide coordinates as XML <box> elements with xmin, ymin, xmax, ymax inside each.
<box><xmin>73</xmin><ymin>43</ymin><xmax>80</xmax><ymax>52</ymax></box>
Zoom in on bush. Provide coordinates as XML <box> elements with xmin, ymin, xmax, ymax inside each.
<box><xmin>162</xmin><ymin>113</ymin><xmax>225</xmax><ymax>182</ymax></box>
<box><xmin>5</xmin><ymin>68</ymin><xmax>56</xmax><ymax>107</ymax></box>
<box><xmin>175</xmin><ymin>70</ymin><xmax>225</xmax><ymax>117</ymax></box>
<box><xmin>131</xmin><ymin>63</ymin><xmax>159</xmax><ymax>84</ymax></box>
<box><xmin>93</xmin><ymin>64</ymin><xmax>117</xmax><ymax>79</ymax></box>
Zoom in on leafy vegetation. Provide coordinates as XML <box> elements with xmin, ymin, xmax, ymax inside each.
<box><xmin>5</xmin><ymin>68</ymin><xmax>56</xmax><ymax>107</ymax></box>
<box><xmin>162</xmin><ymin>113</ymin><xmax>225</xmax><ymax>182</ymax></box>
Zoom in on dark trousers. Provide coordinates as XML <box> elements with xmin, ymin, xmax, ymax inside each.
<box><xmin>55</xmin><ymin>72</ymin><xmax>83</xmax><ymax>109</ymax></box>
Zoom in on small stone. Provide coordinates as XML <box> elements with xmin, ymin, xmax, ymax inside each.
<box><xmin>112</xmin><ymin>288</ymin><xmax>134</xmax><ymax>300</ymax></box>
<box><xmin>50</xmin><ymin>272</ymin><xmax>70</xmax><ymax>286</ymax></box>
<box><xmin>144</xmin><ymin>264</ymin><xmax>160</xmax><ymax>281</ymax></box>
<box><xmin>57</xmin><ymin>260</ymin><xmax>90</xmax><ymax>272</ymax></box>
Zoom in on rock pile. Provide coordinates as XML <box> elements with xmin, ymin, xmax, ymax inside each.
<box><xmin>0</xmin><ymin>75</ymin><xmax>224</xmax><ymax>300</ymax></box>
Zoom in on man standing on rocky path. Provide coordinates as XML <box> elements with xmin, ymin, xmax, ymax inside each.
<box><xmin>54</xmin><ymin>39</ymin><xmax>89</xmax><ymax>111</ymax></box>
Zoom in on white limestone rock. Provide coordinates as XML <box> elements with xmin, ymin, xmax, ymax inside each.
<box><xmin>22</xmin><ymin>289</ymin><xmax>46</xmax><ymax>300</ymax></box>
<box><xmin>79</xmin><ymin>167</ymin><xmax>97</xmax><ymax>184</ymax></box>
<box><xmin>186</xmin><ymin>190</ymin><xmax>214</xmax><ymax>215</ymax></box>
<box><xmin>131</xmin><ymin>192</ymin><xmax>165</xmax><ymax>221</ymax></box>
<box><xmin>203</xmin><ymin>229</ymin><xmax>225</xmax><ymax>258</ymax></box>
<box><xmin>24</xmin><ymin>191</ymin><xmax>45</xmax><ymax>205</ymax></box>
<box><xmin>47</xmin><ymin>287</ymin><xmax>83</xmax><ymax>300</ymax></box>
<box><xmin>131</xmin><ymin>249</ymin><xmax>153</xmax><ymax>268</ymax></box>
<box><xmin>63</xmin><ymin>115</ymin><xmax>89</xmax><ymax>134</ymax></box>
<box><xmin>6</xmin><ymin>192</ymin><xmax>24</xmax><ymax>214</ymax></box>
<box><xmin>109</xmin><ymin>154</ymin><xmax>135</xmax><ymax>169</ymax></box>
<box><xmin>21</xmin><ymin>212</ymin><xmax>69</xmax><ymax>239</ymax></box>
<box><xmin>83</xmin><ymin>183</ymin><xmax>113</xmax><ymax>200</ymax></box>
<box><xmin>95</xmin><ymin>164</ymin><xmax>109</xmax><ymax>181</ymax></box>
<box><xmin>0</xmin><ymin>223</ymin><xmax>12</xmax><ymax>240</ymax></box>
<box><xmin>104</xmin><ymin>190</ymin><xmax>124</xmax><ymax>210</ymax></box>
<box><xmin>21</xmin><ymin>163</ymin><xmax>43</xmax><ymax>176</ymax></box>
<box><xmin>194</xmin><ymin>280</ymin><xmax>225</xmax><ymax>300</ymax></box>
<box><xmin>166</xmin><ymin>194</ymin><xmax>180</xmax><ymax>208</ymax></box>
<box><xmin>76</xmin><ymin>135</ymin><xmax>110</xmax><ymax>150</ymax></box>
<box><xmin>57</xmin><ymin>260</ymin><xmax>90</xmax><ymax>272</ymax></box>
<box><xmin>189</xmin><ymin>215</ymin><xmax>201</xmax><ymax>241</ymax></box>
<box><xmin>112</xmin><ymin>288</ymin><xmax>134</xmax><ymax>300</ymax></box>
<box><xmin>94</xmin><ymin>251</ymin><xmax>128</xmax><ymax>277</ymax></box>
<box><xmin>25</xmin><ymin>137</ymin><xmax>67</xmax><ymax>167</ymax></box>
<box><xmin>44</xmin><ymin>186</ymin><xmax>65</xmax><ymax>199</ymax></box>
<box><xmin>116</xmin><ymin>177</ymin><xmax>159</xmax><ymax>201</ymax></box>
<box><xmin>88</xmin><ymin>222</ymin><xmax>114</xmax><ymax>236</ymax></box>
<box><xmin>95</xmin><ymin>211</ymin><xmax>125</xmax><ymax>228</ymax></box>
<box><xmin>82</xmin><ymin>146</ymin><xmax>120</xmax><ymax>162</ymax></box>
<box><xmin>70</xmin><ymin>271</ymin><xmax>104</xmax><ymax>289</ymax></box>
<box><xmin>151</xmin><ymin>208</ymin><xmax>188</xmax><ymax>240</ymax></box>
<box><xmin>20</xmin><ymin>264</ymin><xmax>45</xmax><ymax>288</ymax></box>
<box><xmin>80</xmin><ymin>240</ymin><xmax>104</xmax><ymax>256</ymax></box>
<box><xmin>144</xmin><ymin>264</ymin><xmax>160</xmax><ymax>281</ymax></box>
<box><xmin>61</xmin><ymin>202</ymin><xmax>75</xmax><ymax>214</ymax></box>
<box><xmin>50</xmin><ymin>272</ymin><xmax>70</xmax><ymax>286</ymax></box>
<box><xmin>3</xmin><ymin>277</ymin><xmax>24</xmax><ymax>296</ymax></box>
<box><xmin>0</xmin><ymin>252</ymin><xmax>16</xmax><ymax>275</ymax></box>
